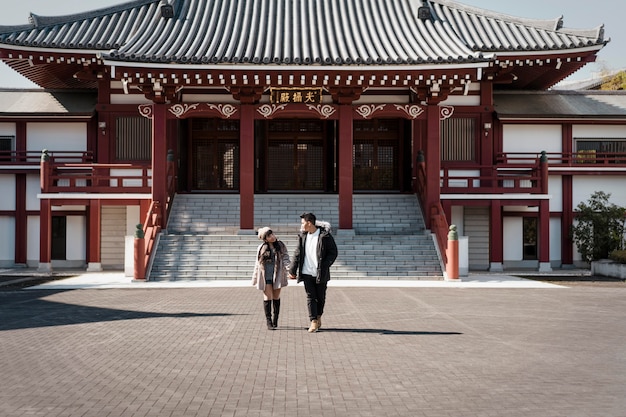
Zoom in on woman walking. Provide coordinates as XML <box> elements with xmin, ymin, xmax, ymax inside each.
<box><xmin>252</xmin><ymin>227</ymin><xmax>290</xmax><ymax>330</ymax></box>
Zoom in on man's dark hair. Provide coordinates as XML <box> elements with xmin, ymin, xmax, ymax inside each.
<box><xmin>300</xmin><ymin>212</ymin><xmax>316</xmax><ymax>224</ymax></box>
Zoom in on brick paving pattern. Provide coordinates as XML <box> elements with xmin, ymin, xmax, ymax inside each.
<box><xmin>1</xmin><ymin>284</ymin><xmax>625</xmax><ymax>416</ymax></box>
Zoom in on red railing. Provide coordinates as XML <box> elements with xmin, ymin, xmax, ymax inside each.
<box><xmin>496</xmin><ymin>151</ymin><xmax>626</xmax><ymax>166</ymax></box>
<box><xmin>0</xmin><ymin>150</ymin><xmax>92</xmax><ymax>165</ymax></box>
<box><xmin>41</xmin><ymin>162</ymin><xmax>151</xmax><ymax>193</ymax></box>
<box><xmin>430</xmin><ymin>203</ymin><xmax>449</xmax><ymax>267</ymax></box>
<box><xmin>141</xmin><ymin>201</ymin><xmax>162</xmax><ymax>277</ymax></box>
<box><xmin>440</xmin><ymin>165</ymin><xmax>545</xmax><ymax>194</ymax></box>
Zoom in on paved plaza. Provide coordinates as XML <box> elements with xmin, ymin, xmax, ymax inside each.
<box><xmin>1</xmin><ymin>275</ymin><xmax>625</xmax><ymax>416</ymax></box>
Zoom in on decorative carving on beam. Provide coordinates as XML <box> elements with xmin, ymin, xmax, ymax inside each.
<box><xmin>257</xmin><ymin>104</ymin><xmax>287</xmax><ymax>118</ymax></box>
<box><xmin>355</xmin><ymin>104</ymin><xmax>386</xmax><ymax>119</ymax></box>
<box><xmin>169</xmin><ymin>103</ymin><xmax>199</xmax><ymax>118</ymax></box>
<box><xmin>164</xmin><ymin>103</ymin><xmax>240</xmax><ymax>119</ymax></box>
<box><xmin>306</xmin><ymin>104</ymin><xmax>336</xmax><ymax>119</ymax></box>
<box><xmin>440</xmin><ymin>105</ymin><xmax>454</xmax><ymax>120</ymax></box>
<box><xmin>139</xmin><ymin>104</ymin><xmax>153</xmax><ymax>119</ymax></box>
<box><xmin>206</xmin><ymin>104</ymin><xmax>238</xmax><ymax>118</ymax></box>
<box><xmin>353</xmin><ymin>103</ymin><xmax>427</xmax><ymax>120</ymax></box>
<box><xmin>395</xmin><ymin>104</ymin><xmax>425</xmax><ymax>119</ymax></box>
<box><xmin>256</xmin><ymin>103</ymin><xmax>338</xmax><ymax>119</ymax></box>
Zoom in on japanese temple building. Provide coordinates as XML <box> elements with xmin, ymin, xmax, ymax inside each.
<box><xmin>1</xmin><ymin>0</ymin><xmax>625</xmax><ymax>277</ymax></box>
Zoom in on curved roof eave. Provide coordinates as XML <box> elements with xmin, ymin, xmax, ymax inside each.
<box><xmin>102</xmin><ymin>59</ymin><xmax>495</xmax><ymax>73</ymax></box>
<box><xmin>430</xmin><ymin>0</ymin><xmax>607</xmax><ymax>53</ymax></box>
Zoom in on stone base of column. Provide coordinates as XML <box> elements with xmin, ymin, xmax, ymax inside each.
<box><xmin>538</xmin><ymin>262</ymin><xmax>553</xmax><ymax>272</ymax></box>
<box><xmin>37</xmin><ymin>263</ymin><xmax>52</xmax><ymax>273</ymax></box>
<box><xmin>86</xmin><ymin>262</ymin><xmax>103</xmax><ymax>272</ymax></box>
<box><xmin>489</xmin><ymin>262</ymin><xmax>504</xmax><ymax>272</ymax></box>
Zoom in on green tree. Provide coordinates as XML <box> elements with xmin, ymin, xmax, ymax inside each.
<box><xmin>571</xmin><ymin>191</ymin><xmax>626</xmax><ymax>263</ymax></box>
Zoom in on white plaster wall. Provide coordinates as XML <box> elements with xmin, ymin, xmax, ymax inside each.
<box><xmin>26</xmin><ymin>174</ymin><xmax>41</xmax><ymax>211</ymax></box>
<box><xmin>450</xmin><ymin>206</ymin><xmax>464</xmax><ymax>236</ymax></box>
<box><xmin>550</xmin><ymin>217</ymin><xmax>562</xmax><ymax>264</ymax></box>
<box><xmin>441</xmin><ymin>96</ymin><xmax>480</xmax><ymax>106</ymax></box>
<box><xmin>502</xmin><ymin>206</ymin><xmax>537</xmax><ymax>213</ymax></box>
<box><xmin>502</xmin><ymin>125</ymin><xmax>562</xmax><ymax>154</ymax></box>
<box><xmin>27</xmin><ymin>123</ymin><xmax>87</xmax><ymax>153</ymax></box>
<box><xmin>0</xmin><ymin>122</ymin><xmax>16</xmax><ymax>136</ymax></box>
<box><xmin>0</xmin><ymin>175</ymin><xmax>16</xmax><ymax>210</ymax></box>
<box><xmin>503</xmin><ymin>217</ymin><xmax>523</xmax><ymax>261</ymax></box>
<box><xmin>27</xmin><ymin>216</ymin><xmax>39</xmax><ymax>266</ymax></box>
<box><xmin>548</xmin><ymin>175</ymin><xmax>563</xmax><ymax>212</ymax></box>
<box><xmin>110</xmin><ymin>94</ymin><xmax>153</xmax><ymax>105</ymax></box>
<box><xmin>0</xmin><ymin>217</ymin><xmax>15</xmax><ymax>263</ymax></box>
<box><xmin>126</xmin><ymin>205</ymin><xmax>141</xmax><ymax>235</ymax></box>
<box><xmin>573</xmin><ymin>125</ymin><xmax>626</xmax><ymax>138</ymax></box>
<box><xmin>572</xmin><ymin>177</ymin><xmax>626</xmax><ymax>207</ymax></box>
<box><xmin>66</xmin><ymin>215</ymin><xmax>86</xmax><ymax>262</ymax></box>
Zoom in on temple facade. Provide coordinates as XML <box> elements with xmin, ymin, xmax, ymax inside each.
<box><xmin>0</xmin><ymin>0</ymin><xmax>624</xmax><ymax>275</ymax></box>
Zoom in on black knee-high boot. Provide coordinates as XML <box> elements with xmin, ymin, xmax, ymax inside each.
<box><xmin>263</xmin><ymin>300</ymin><xmax>274</xmax><ymax>330</ymax></box>
<box><xmin>272</xmin><ymin>299</ymin><xmax>280</xmax><ymax>328</ymax></box>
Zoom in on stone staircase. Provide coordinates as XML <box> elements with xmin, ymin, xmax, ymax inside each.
<box><xmin>148</xmin><ymin>194</ymin><xmax>444</xmax><ymax>280</ymax></box>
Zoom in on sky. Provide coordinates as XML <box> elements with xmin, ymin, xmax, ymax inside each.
<box><xmin>0</xmin><ymin>0</ymin><xmax>624</xmax><ymax>88</ymax></box>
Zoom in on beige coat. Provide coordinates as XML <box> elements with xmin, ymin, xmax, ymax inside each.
<box><xmin>251</xmin><ymin>240</ymin><xmax>290</xmax><ymax>290</ymax></box>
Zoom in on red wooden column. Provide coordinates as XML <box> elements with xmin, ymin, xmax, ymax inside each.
<box><xmin>14</xmin><ymin>122</ymin><xmax>28</xmax><ymax>264</ymax></box>
<box><xmin>239</xmin><ymin>104</ymin><xmax>255</xmax><ymax>231</ymax></box>
<box><xmin>152</xmin><ymin>103</ymin><xmax>169</xmax><ymax>228</ymax></box>
<box><xmin>561</xmin><ymin>124</ymin><xmax>574</xmax><ymax>266</ymax></box>
<box><xmin>14</xmin><ymin>175</ymin><xmax>27</xmax><ymax>265</ymax></box>
<box><xmin>38</xmin><ymin>199</ymin><xmax>52</xmax><ymax>273</ymax></box>
<box><xmin>86</xmin><ymin>199</ymin><xmax>102</xmax><ymax>272</ymax></box>
<box><xmin>338</xmin><ymin>104</ymin><xmax>353</xmax><ymax>230</ymax></box>
<box><xmin>423</xmin><ymin>104</ymin><xmax>441</xmax><ymax>229</ymax></box>
<box><xmin>489</xmin><ymin>200</ymin><xmax>504</xmax><ymax>272</ymax></box>
<box><xmin>539</xmin><ymin>198</ymin><xmax>552</xmax><ymax>272</ymax></box>
<box><xmin>561</xmin><ymin>176</ymin><xmax>574</xmax><ymax>266</ymax></box>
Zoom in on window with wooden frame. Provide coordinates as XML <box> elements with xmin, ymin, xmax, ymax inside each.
<box><xmin>0</xmin><ymin>135</ymin><xmax>14</xmax><ymax>162</ymax></box>
<box><xmin>440</xmin><ymin>117</ymin><xmax>476</xmax><ymax>162</ymax></box>
<box><xmin>574</xmin><ymin>138</ymin><xmax>626</xmax><ymax>163</ymax></box>
<box><xmin>115</xmin><ymin>117</ymin><xmax>152</xmax><ymax>161</ymax></box>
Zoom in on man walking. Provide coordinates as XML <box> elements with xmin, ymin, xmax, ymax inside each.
<box><xmin>289</xmin><ymin>212</ymin><xmax>338</xmax><ymax>333</ymax></box>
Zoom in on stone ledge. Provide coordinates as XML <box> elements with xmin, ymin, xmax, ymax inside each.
<box><xmin>591</xmin><ymin>259</ymin><xmax>626</xmax><ymax>279</ymax></box>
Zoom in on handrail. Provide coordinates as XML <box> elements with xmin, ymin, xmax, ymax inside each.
<box><xmin>0</xmin><ymin>150</ymin><xmax>93</xmax><ymax>165</ymax></box>
<box><xmin>496</xmin><ymin>151</ymin><xmax>626</xmax><ymax>166</ymax></box>
<box><xmin>430</xmin><ymin>203</ymin><xmax>449</xmax><ymax>267</ymax></box>
<box><xmin>165</xmin><ymin>156</ymin><xmax>177</xmax><ymax>218</ymax></box>
<box><xmin>41</xmin><ymin>161</ymin><xmax>152</xmax><ymax>193</ymax></box>
<box><xmin>141</xmin><ymin>200</ymin><xmax>162</xmax><ymax>279</ymax></box>
<box><xmin>440</xmin><ymin>165</ymin><xmax>545</xmax><ymax>194</ymax></box>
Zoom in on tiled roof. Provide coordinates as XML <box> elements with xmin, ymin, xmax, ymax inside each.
<box><xmin>0</xmin><ymin>0</ymin><xmax>607</xmax><ymax>66</ymax></box>
<box><xmin>0</xmin><ymin>89</ymin><xmax>96</xmax><ymax>115</ymax></box>
<box><xmin>494</xmin><ymin>91</ymin><xmax>626</xmax><ymax>118</ymax></box>
<box><xmin>431</xmin><ymin>0</ymin><xmax>605</xmax><ymax>53</ymax></box>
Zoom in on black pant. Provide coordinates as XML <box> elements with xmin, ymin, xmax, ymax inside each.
<box><xmin>302</xmin><ymin>274</ymin><xmax>327</xmax><ymax>321</ymax></box>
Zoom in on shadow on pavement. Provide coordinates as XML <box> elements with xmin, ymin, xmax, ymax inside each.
<box><xmin>275</xmin><ymin>326</ymin><xmax>462</xmax><ymax>335</ymax></box>
<box><xmin>0</xmin><ymin>290</ymin><xmax>238</xmax><ymax>332</ymax></box>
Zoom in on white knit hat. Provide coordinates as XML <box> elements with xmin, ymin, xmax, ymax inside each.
<box><xmin>257</xmin><ymin>226</ymin><xmax>272</xmax><ymax>240</ymax></box>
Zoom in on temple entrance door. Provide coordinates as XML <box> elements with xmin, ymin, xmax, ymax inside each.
<box><xmin>353</xmin><ymin>119</ymin><xmax>402</xmax><ymax>191</ymax></box>
<box><xmin>263</xmin><ymin>120</ymin><xmax>327</xmax><ymax>191</ymax></box>
<box><xmin>189</xmin><ymin>119</ymin><xmax>240</xmax><ymax>191</ymax></box>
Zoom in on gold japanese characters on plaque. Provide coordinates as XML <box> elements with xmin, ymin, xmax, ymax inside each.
<box><xmin>270</xmin><ymin>87</ymin><xmax>323</xmax><ymax>104</ymax></box>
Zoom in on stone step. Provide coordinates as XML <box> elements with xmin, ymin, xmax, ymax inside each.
<box><xmin>149</xmin><ymin>193</ymin><xmax>443</xmax><ymax>281</ymax></box>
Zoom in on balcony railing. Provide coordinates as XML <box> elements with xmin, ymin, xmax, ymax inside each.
<box><xmin>440</xmin><ymin>165</ymin><xmax>545</xmax><ymax>194</ymax></box>
<box><xmin>41</xmin><ymin>161</ymin><xmax>151</xmax><ymax>193</ymax></box>
<box><xmin>1</xmin><ymin>150</ymin><xmax>93</xmax><ymax>165</ymax></box>
<box><xmin>496</xmin><ymin>151</ymin><xmax>626</xmax><ymax>166</ymax></box>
